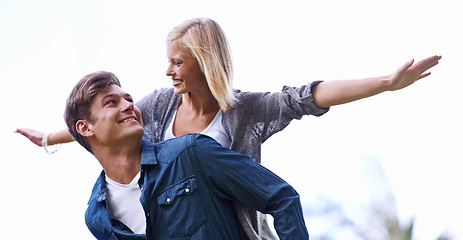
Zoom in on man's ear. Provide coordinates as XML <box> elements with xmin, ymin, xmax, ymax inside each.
<box><xmin>76</xmin><ymin>120</ymin><xmax>94</xmax><ymax>137</ymax></box>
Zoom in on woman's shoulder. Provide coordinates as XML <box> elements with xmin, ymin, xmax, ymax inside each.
<box><xmin>149</xmin><ymin>87</ymin><xmax>175</xmax><ymax>98</ymax></box>
<box><xmin>136</xmin><ymin>88</ymin><xmax>179</xmax><ymax>116</ymax></box>
<box><xmin>232</xmin><ymin>87</ymin><xmax>284</xmax><ymax>108</ymax></box>
<box><xmin>137</xmin><ymin>88</ymin><xmax>176</xmax><ymax>103</ymax></box>
<box><xmin>227</xmin><ymin>89</ymin><xmax>269</xmax><ymax>117</ymax></box>
<box><xmin>233</xmin><ymin>88</ymin><xmax>269</xmax><ymax>101</ymax></box>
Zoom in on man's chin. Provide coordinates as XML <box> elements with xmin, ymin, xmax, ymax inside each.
<box><xmin>121</xmin><ymin>127</ymin><xmax>145</xmax><ymax>141</ymax></box>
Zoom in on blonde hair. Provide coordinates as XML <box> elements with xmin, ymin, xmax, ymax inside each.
<box><xmin>167</xmin><ymin>18</ymin><xmax>237</xmax><ymax>111</ymax></box>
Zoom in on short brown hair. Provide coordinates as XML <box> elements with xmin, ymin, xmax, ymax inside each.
<box><xmin>64</xmin><ymin>71</ymin><xmax>121</xmax><ymax>154</ymax></box>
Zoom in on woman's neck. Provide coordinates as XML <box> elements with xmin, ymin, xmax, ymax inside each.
<box><xmin>181</xmin><ymin>91</ymin><xmax>220</xmax><ymax>115</ymax></box>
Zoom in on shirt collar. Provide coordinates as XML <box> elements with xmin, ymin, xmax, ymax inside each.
<box><xmin>87</xmin><ymin>139</ymin><xmax>156</xmax><ymax>205</ymax></box>
<box><xmin>87</xmin><ymin>171</ymin><xmax>107</xmax><ymax>205</ymax></box>
<box><xmin>140</xmin><ymin>139</ymin><xmax>158</xmax><ymax>166</ymax></box>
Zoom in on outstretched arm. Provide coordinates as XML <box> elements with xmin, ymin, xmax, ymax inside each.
<box><xmin>312</xmin><ymin>55</ymin><xmax>441</xmax><ymax>108</ymax></box>
<box><xmin>15</xmin><ymin>128</ymin><xmax>74</xmax><ymax>146</ymax></box>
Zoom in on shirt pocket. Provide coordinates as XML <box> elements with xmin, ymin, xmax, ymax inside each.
<box><xmin>157</xmin><ymin>176</ymin><xmax>206</xmax><ymax>238</ymax></box>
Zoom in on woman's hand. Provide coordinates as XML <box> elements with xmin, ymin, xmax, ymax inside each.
<box><xmin>386</xmin><ymin>55</ymin><xmax>441</xmax><ymax>91</ymax></box>
<box><xmin>15</xmin><ymin>128</ymin><xmax>75</xmax><ymax>146</ymax></box>
<box><xmin>15</xmin><ymin>128</ymin><xmax>45</xmax><ymax>147</ymax></box>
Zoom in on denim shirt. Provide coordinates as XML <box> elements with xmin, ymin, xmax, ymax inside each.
<box><xmin>85</xmin><ymin>134</ymin><xmax>309</xmax><ymax>239</ymax></box>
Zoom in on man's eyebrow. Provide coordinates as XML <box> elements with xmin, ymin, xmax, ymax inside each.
<box><xmin>100</xmin><ymin>93</ymin><xmax>133</xmax><ymax>103</ymax></box>
<box><xmin>123</xmin><ymin>93</ymin><xmax>133</xmax><ymax>101</ymax></box>
<box><xmin>100</xmin><ymin>94</ymin><xmax>117</xmax><ymax>103</ymax></box>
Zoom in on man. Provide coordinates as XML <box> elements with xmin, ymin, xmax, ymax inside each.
<box><xmin>64</xmin><ymin>71</ymin><xmax>309</xmax><ymax>239</ymax></box>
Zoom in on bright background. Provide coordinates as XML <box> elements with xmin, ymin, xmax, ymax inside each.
<box><xmin>1</xmin><ymin>0</ymin><xmax>461</xmax><ymax>239</ymax></box>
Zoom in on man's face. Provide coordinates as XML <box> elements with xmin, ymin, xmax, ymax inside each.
<box><xmin>88</xmin><ymin>84</ymin><xmax>144</xmax><ymax>145</ymax></box>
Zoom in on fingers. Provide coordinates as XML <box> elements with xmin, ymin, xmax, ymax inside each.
<box><xmin>14</xmin><ymin>128</ymin><xmax>43</xmax><ymax>146</ymax></box>
<box><xmin>417</xmin><ymin>72</ymin><xmax>432</xmax><ymax>81</ymax></box>
<box><xmin>414</xmin><ymin>55</ymin><xmax>441</xmax><ymax>73</ymax></box>
<box><xmin>396</xmin><ymin>58</ymin><xmax>415</xmax><ymax>75</ymax></box>
<box><xmin>15</xmin><ymin>128</ymin><xmax>28</xmax><ymax>137</ymax></box>
<box><xmin>389</xmin><ymin>55</ymin><xmax>440</xmax><ymax>91</ymax></box>
<box><xmin>417</xmin><ymin>55</ymin><xmax>441</xmax><ymax>80</ymax></box>
<box><xmin>403</xmin><ymin>55</ymin><xmax>441</xmax><ymax>83</ymax></box>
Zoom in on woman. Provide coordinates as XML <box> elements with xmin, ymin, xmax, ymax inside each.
<box><xmin>16</xmin><ymin>18</ymin><xmax>441</xmax><ymax>239</ymax></box>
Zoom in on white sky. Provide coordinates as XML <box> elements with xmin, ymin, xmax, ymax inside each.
<box><xmin>1</xmin><ymin>0</ymin><xmax>462</xmax><ymax>239</ymax></box>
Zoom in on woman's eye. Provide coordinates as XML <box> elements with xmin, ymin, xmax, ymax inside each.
<box><xmin>174</xmin><ymin>61</ymin><xmax>182</xmax><ymax>66</ymax></box>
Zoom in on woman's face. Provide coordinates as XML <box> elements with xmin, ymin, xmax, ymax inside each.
<box><xmin>166</xmin><ymin>41</ymin><xmax>208</xmax><ymax>95</ymax></box>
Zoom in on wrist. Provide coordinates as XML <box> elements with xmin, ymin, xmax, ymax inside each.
<box><xmin>46</xmin><ymin>132</ymin><xmax>57</xmax><ymax>145</ymax></box>
<box><xmin>378</xmin><ymin>75</ymin><xmax>394</xmax><ymax>92</ymax></box>
<box><xmin>42</xmin><ymin>133</ymin><xmax>61</xmax><ymax>155</ymax></box>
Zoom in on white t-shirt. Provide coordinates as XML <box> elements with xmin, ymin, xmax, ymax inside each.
<box><xmin>164</xmin><ymin>109</ymin><xmax>231</xmax><ymax>148</ymax></box>
<box><xmin>105</xmin><ymin>172</ymin><xmax>146</xmax><ymax>234</ymax></box>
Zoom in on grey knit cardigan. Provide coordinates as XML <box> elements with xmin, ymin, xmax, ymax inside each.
<box><xmin>136</xmin><ymin>81</ymin><xmax>329</xmax><ymax>239</ymax></box>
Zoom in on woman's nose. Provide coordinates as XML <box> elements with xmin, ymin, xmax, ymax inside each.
<box><xmin>166</xmin><ymin>65</ymin><xmax>174</xmax><ymax>76</ymax></box>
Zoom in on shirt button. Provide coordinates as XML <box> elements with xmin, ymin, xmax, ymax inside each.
<box><xmin>141</xmin><ymin>187</ymin><xmax>144</xmax><ymax>191</ymax></box>
<box><xmin>185</xmin><ymin>188</ymin><xmax>190</xmax><ymax>193</ymax></box>
<box><xmin>146</xmin><ymin>213</ymin><xmax>149</xmax><ymax>217</ymax></box>
<box><xmin>166</xmin><ymin>198</ymin><xmax>171</xmax><ymax>203</ymax></box>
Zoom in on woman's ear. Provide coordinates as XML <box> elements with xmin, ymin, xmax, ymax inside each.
<box><xmin>76</xmin><ymin>120</ymin><xmax>94</xmax><ymax>137</ymax></box>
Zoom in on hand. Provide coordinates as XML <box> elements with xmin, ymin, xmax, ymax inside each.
<box><xmin>387</xmin><ymin>55</ymin><xmax>441</xmax><ymax>91</ymax></box>
<box><xmin>15</xmin><ymin>128</ymin><xmax>45</xmax><ymax>147</ymax></box>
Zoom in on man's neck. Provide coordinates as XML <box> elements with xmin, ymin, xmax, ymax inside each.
<box><xmin>94</xmin><ymin>141</ymin><xmax>142</xmax><ymax>184</ymax></box>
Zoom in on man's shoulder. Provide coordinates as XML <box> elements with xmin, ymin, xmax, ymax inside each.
<box><xmin>152</xmin><ymin>134</ymin><xmax>213</xmax><ymax>162</ymax></box>
<box><xmin>161</xmin><ymin>133</ymin><xmax>215</xmax><ymax>146</ymax></box>
<box><xmin>140</xmin><ymin>134</ymin><xmax>219</xmax><ymax>165</ymax></box>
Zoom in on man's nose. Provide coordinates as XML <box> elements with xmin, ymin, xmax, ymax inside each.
<box><xmin>121</xmin><ymin>100</ymin><xmax>134</xmax><ymax>112</ymax></box>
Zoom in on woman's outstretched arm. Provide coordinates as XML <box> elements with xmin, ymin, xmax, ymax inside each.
<box><xmin>312</xmin><ymin>55</ymin><xmax>441</xmax><ymax>108</ymax></box>
<box><xmin>15</xmin><ymin>128</ymin><xmax>74</xmax><ymax>146</ymax></box>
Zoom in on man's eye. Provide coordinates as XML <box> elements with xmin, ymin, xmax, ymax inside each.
<box><xmin>105</xmin><ymin>100</ymin><xmax>116</xmax><ymax>105</ymax></box>
<box><xmin>174</xmin><ymin>61</ymin><xmax>182</xmax><ymax>66</ymax></box>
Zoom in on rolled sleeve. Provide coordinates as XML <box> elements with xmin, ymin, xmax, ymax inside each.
<box><xmin>281</xmin><ymin>80</ymin><xmax>329</xmax><ymax>117</ymax></box>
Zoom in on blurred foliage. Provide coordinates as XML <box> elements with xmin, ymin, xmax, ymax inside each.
<box><xmin>303</xmin><ymin>156</ymin><xmax>453</xmax><ymax>240</ymax></box>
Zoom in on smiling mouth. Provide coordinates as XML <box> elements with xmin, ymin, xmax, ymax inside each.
<box><xmin>120</xmin><ymin>118</ymin><xmax>136</xmax><ymax>123</ymax></box>
<box><xmin>173</xmin><ymin>79</ymin><xmax>183</xmax><ymax>85</ymax></box>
